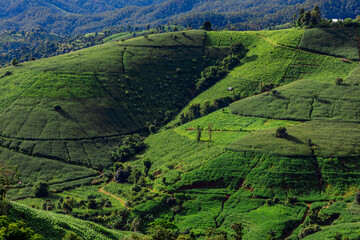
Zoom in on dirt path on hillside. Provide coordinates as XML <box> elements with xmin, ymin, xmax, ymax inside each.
<box><xmin>98</xmin><ymin>186</ymin><xmax>126</xmax><ymax>206</ymax></box>
<box><xmin>284</xmin><ymin>203</ymin><xmax>311</xmax><ymax>239</ymax></box>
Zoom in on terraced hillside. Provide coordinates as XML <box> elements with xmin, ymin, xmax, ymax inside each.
<box><xmin>5</xmin><ymin>27</ymin><xmax>360</xmax><ymax>239</ymax></box>
<box><xmin>0</xmin><ymin>30</ymin><xmax>228</xmax><ymax>199</ymax></box>
<box><xmin>104</xmin><ymin>28</ymin><xmax>360</xmax><ymax>239</ymax></box>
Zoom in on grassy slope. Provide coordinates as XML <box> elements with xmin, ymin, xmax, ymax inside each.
<box><xmin>7</xmin><ymin>27</ymin><xmax>360</xmax><ymax>238</ymax></box>
<box><xmin>1</xmin><ymin>30</ymin><xmax>217</xmax><ymax>199</ymax></box>
<box><xmin>299</xmin><ymin>28</ymin><xmax>359</xmax><ymax>60</ymax></box>
<box><xmin>112</xmin><ymin>28</ymin><xmax>360</xmax><ymax>238</ymax></box>
<box><xmin>9</xmin><ymin>202</ymin><xmax>129</xmax><ymax>240</ymax></box>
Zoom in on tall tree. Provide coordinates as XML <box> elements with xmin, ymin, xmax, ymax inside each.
<box><xmin>202</xmin><ymin>21</ymin><xmax>212</xmax><ymax>31</ymax></box>
<box><xmin>297</xmin><ymin>8</ymin><xmax>305</xmax><ymax>26</ymax></box>
<box><xmin>0</xmin><ymin>161</ymin><xmax>19</xmax><ymax>199</ymax></box>
<box><xmin>311</xmin><ymin>6</ymin><xmax>321</xmax><ymax>25</ymax></box>
<box><xmin>304</xmin><ymin>11</ymin><xmax>312</xmax><ymax>26</ymax></box>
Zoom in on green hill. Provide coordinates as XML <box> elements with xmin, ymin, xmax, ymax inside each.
<box><xmin>8</xmin><ymin>202</ymin><xmax>130</xmax><ymax>240</ymax></box>
<box><xmin>1</xmin><ymin>30</ymin><xmax>222</xmax><ymax>199</ymax></box>
<box><xmin>3</xmin><ymin>27</ymin><xmax>360</xmax><ymax>239</ymax></box>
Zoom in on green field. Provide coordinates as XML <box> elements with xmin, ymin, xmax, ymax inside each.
<box><xmin>299</xmin><ymin>28</ymin><xmax>360</xmax><ymax>60</ymax></box>
<box><xmin>2</xmin><ymin>27</ymin><xmax>360</xmax><ymax>239</ymax></box>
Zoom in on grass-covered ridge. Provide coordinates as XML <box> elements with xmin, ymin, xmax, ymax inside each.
<box><xmin>3</xmin><ymin>27</ymin><xmax>360</xmax><ymax>239</ymax></box>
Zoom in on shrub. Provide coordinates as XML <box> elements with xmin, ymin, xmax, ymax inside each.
<box><xmin>33</xmin><ymin>181</ymin><xmax>49</xmax><ymax>198</ymax></box>
<box><xmin>266</xmin><ymin>199</ymin><xmax>274</xmax><ymax>206</ymax></box>
<box><xmin>276</xmin><ymin>127</ymin><xmax>288</xmax><ymax>138</ymax></box>
<box><xmin>11</xmin><ymin>58</ymin><xmax>18</xmax><ymax>66</ymax></box>
<box><xmin>0</xmin><ymin>216</ymin><xmax>43</xmax><ymax>240</ymax></box>
<box><xmin>53</xmin><ymin>105</ymin><xmax>62</xmax><ymax>112</ymax></box>
<box><xmin>62</xmin><ymin>231</ymin><xmax>83</xmax><ymax>240</ymax></box>
<box><xmin>298</xmin><ymin>225</ymin><xmax>320</xmax><ymax>239</ymax></box>
<box><xmin>355</xmin><ymin>192</ymin><xmax>360</xmax><ymax>204</ymax></box>
<box><xmin>110</xmin><ymin>134</ymin><xmax>146</xmax><ymax>162</ymax></box>
<box><xmin>335</xmin><ymin>78</ymin><xmax>343</xmax><ymax>85</ymax></box>
<box><xmin>149</xmin><ymin>124</ymin><xmax>157</xmax><ymax>134</ymax></box>
<box><xmin>285</xmin><ymin>196</ymin><xmax>297</xmax><ymax>204</ymax></box>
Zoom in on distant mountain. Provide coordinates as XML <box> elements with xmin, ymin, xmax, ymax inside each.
<box><xmin>0</xmin><ymin>0</ymin><xmax>359</xmax><ymax>34</ymax></box>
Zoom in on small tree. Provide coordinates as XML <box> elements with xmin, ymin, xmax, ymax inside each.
<box><xmin>149</xmin><ymin>124</ymin><xmax>156</xmax><ymax>134</ymax></box>
<box><xmin>62</xmin><ymin>231</ymin><xmax>83</xmax><ymax>240</ymax></box>
<box><xmin>11</xmin><ymin>58</ymin><xmax>18</xmax><ymax>66</ymax></box>
<box><xmin>33</xmin><ymin>181</ymin><xmax>49</xmax><ymax>198</ymax></box>
<box><xmin>208</xmin><ymin>123</ymin><xmax>213</xmax><ymax>143</ymax></box>
<box><xmin>0</xmin><ymin>161</ymin><xmax>20</xmax><ymax>199</ymax></box>
<box><xmin>275</xmin><ymin>127</ymin><xmax>287</xmax><ymax>138</ymax></box>
<box><xmin>335</xmin><ymin>78</ymin><xmax>343</xmax><ymax>85</ymax></box>
<box><xmin>355</xmin><ymin>192</ymin><xmax>360</xmax><ymax>204</ymax></box>
<box><xmin>196</xmin><ymin>126</ymin><xmax>202</xmax><ymax>142</ymax></box>
<box><xmin>202</xmin><ymin>21</ymin><xmax>212</xmax><ymax>31</ymax></box>
<box><xmin>231</xmin><ymin>223</ymin><xmax>244</xmax><ymax>240</ymax></box>
<box><xmin>143</xmin><ymin>159</ymin><xmax>152</xmax><ymax>176</ymax></box>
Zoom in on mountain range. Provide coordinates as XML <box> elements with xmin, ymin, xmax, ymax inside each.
<box><xmin>0</xmin><ymin>0</ymin><xmax>359</xmax><ymax>34</ymax></box>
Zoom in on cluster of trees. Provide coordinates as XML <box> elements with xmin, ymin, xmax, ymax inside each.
<box><xmin>294</xmin><ymin>6</ymin><xmax>322</xmax><ymax>27</ymax></box>
<box><xmin>179</xmin><ymin>97</ymin><xmax>233</xmax><ymax>125</ymax></box>
<box><xmin>110</xmin><ymin>134</ymin><xmax>146</xmax><ymax>163</ymax></box>
<box><xmin>0</xmin><ymin>26</ymin><xmax>155</xmax><ymax>67</ymax></box>
<box><xmin>294</xmin><ymin>6</ymin><xmax>360</xmax><ymax>28</ymax></box>
<box><xmin>0</xmin><ymin>215</ymin><xmax>43</xmax><ymax>240</ymax></box>
<box><xmin>196</xmin><ymin>42</ymin><xmax>247</xmax><ymax>92</ymax></box>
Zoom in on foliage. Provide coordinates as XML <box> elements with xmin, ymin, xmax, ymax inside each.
<box><xmin>0</xmin><ymin>161</ymin><xmax>19</xmax><ymax>199</ymax></box>
<box><xmin>33</xmin><ymin>182</ymin><xmax>49</xmax><ymax>198</ymax></box>
<box><xmin>62</xmin><ymin>231</ymin><xmax>83</xmax><ymax>240</ymax></box>
<box><xmin>110</xmin><ymin>134</ymin><xmax>146</xmax><ymax>163</ymax></box>
<box><xmin>275</xmin><ymin>127</ymin><xmax>287</xmax><ymax>138</ymax></box>
<box><xmin>0</xmin><ymin>215</ymin><xmax>43</xmax><ymax>240</ymax></box>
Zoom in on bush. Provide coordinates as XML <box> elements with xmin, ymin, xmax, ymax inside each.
<box><xmin>53</xmin><ymin>105</ymin><xmax>62</xmax><ymax>112</ymax></box>
<box><xmin>285</xmin><ymin>196</ymin><xmax>297</xmax><ymax>204</ymax></box>
<box><xmin>355</xmin><ymin>192</ymin><xmax>360</xmax><ymax>204</ymax></box>
<box><xmin>298</xmin><ymin>225</ymin><xmax>320</xmax><ymax>239</ymax></box>
<box><xmin>276</xmin><ymin>127</ymin><xmax>288</xmax><ymax>138</ymax></box>
<box><xmin>0</xmin><ymin>216</ymin><xmax>43</xmax><ymax>240</ymax></box>
<box><xmin>62</xmin><ymin>231</ymin><xmax>83</xmax><ymax>240</ymax></box>
<box><xmin>33</xmin><ymin>181</ymin><xmax>49</xmax><ymax>198</ymax></box>
<box><xmin>266</xmin><ymin>199</ymin><xmax>274</xmax><ymax>206</ymax></box>
<box><xmin>110</xmin><ymin>134</ymin><xmax>146</xmax><ymax>162</ymax></box>
<box><xmin>335</xmin><ymin>78</ymin><xmax>343</xmax><ymax>85</ymax></box>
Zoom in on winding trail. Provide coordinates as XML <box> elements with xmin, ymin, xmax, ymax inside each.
<box><xmin>284</xmin><ymin>203</ymin><xmax>311</xmax><ymax>239</ymax></box>
<box><xmin>98</xmin><ymin>185</ymin><xmax>126</xmax><ymax>206</ymax></box>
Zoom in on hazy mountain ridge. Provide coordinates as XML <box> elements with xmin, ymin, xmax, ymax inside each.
<box><xmin>0</xmin><ymin>0</ymin><xmax>359</xmax><ymax>35</ymax></box>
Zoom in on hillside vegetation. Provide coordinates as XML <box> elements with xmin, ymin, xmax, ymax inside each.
<box><xmin>0</xmin><ymin>0</ymin><xmax>360</xmax><ymax>34</ymax></box>
<box><xmin>3</xmin><ymin>27</ymin><xmax>360</xmax><ymax>239</ymax></box>
<box><xmin>0</xmin><ymin>30</ymin><xmax>221</xmax><ymax>199</ymax></box>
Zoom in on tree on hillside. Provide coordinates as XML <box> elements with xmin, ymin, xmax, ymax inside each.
<box><xmin>33</xmin><ymin>181</ymin><xmax>49</xmax><ymax>198</ymax></box>
<box><xmin>355</xmin><ymin>192</ymin><xmax>360</xmax><ymax>204</ymax></box>
<box><xmin>143</xmin><ymin>159</ymin><xmax>152</xmax><ymax>176</ymax></box>
<box><xmin>275</xmin><ymin>127</ymin><xmax>288</xmax><ymax>138</ymax></box>
<box><xmin>304</xmin><ymin>11</ymin><xmax>312</xmax><ymax>26</ymax></box>
<box><xmin>62</xmin><ymin>231</ymin><xmax>83</xmax><ymax>240</ymax></box>
<box><xmin>231</xmin><ymin>223</ymin><xmax>244</xmax><ymax>240</ymax></box>
<box><xmin>0</xmin><ymin>161</ymin><xmax>19</xmax><ymax>199</ymax></box>
<box><xmin>197</xmin><ymin>126</ymin><xmax>202</xmax><ymax>142</ymax></box>
<box><xmin>311</xmin><ymin>6</ymin><xmax>321</xmax><ymax>25</ymax></box>
<box><xmin>11</xmin><ymin>58</ymin><xmax>18</xmax><ymax>66</ymax></box>
<box><xmin>297</xmin><ymin>8</ymin><xmax>305</xmax><ymax>26</ymax></box>
<box><xmin>335</xmin><ymin>78</ymin><xmax>343</xmax><ymax>85</ymax></box>
<box><xmin>202</xmin><ymin>21</ymin><xmax>212</xmax><ymax>31</ymax></box>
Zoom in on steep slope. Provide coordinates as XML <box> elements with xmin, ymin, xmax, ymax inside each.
<box><xmin>1</xmin><ymin>30</ymin><xmax>222</xmax><ymax>199</ymax></box>
<box><xmin>8</xmin><ymin>202</ymin><xmax>130</xmax><ymax>239</ymax></box>
<box><xmin>108</xmin><ymin>28</ymin><xmax>360</xmax><ymax>238</ymax></box>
